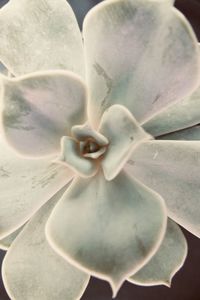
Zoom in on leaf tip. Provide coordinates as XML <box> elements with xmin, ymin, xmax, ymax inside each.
<box><xmin>109</xmin><ymin>277</ymin><xmax>125</xmax><ymax>298</ymax></box>
<box><xmin>163</xmin><ymin>278</ymin><xmax>172</xmax><ymax>288</ymax></box>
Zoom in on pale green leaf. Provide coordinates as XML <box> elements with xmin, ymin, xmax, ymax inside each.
<box><xmin>46</xmin><ymin>171</ymin><xmax>167</xmax><ymax>296</ymax></box>
<box><xmin>126</xmin><ymin>140</ymin><xmax>200</xmax><ymax>237</ymax></box>
<box><xmin>99</xmin><ymin>105</ymin><xmax>151</xmax><ymax>180</ymax></box>
<box><xmin>160</xmin><ymin>125</ymin><xmax>200</xmax><ymax>141</ymax></box>
<box><xmin>143</xmin><ymin>84</ymin><xmax>200</xmax><ymax>137</ymax></box>
<box><xmin>0</xmin><ymin>225</ymin><xmax>25</xmax><ymax>251</ymax></box>
<box><xmin>0</xmin><ymin>134</ymin><xmax>73</xmax><ymax>239</ymax></box>
<box><xmin>1</xmin><ymin>71</ymin><xmax>87</xmax><ymax>157</ymax></box>
<box><xmin>129</xmin><ymin>219</ymin><xmax>187</xmax><ymax>287</ymax></box>
<box><xmin>0</xmin><ymin>0</ymin><xmax>84</xmax><ymax>77</ymax></box>
<box><xmin>2</xmin><ymin>186</ymin><xmax>89</xmax><ymax>300</ymax></box>
<box><xmin>83</xmin><ymin>0</ymin><xmax>200</xmax><ymax>127</ymax></box>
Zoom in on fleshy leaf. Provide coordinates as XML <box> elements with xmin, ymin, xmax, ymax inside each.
<box><xmin>58</xmin><ymin>136</ymin><xmax>98</xmax><ymax>177</ymax></box>
<box><xmin>1</xmin><ymin>71</ymin><xmax>87</xmax><ymax>157</ymax></box>
<box><xmin>160</xmin><ymin>125</ymin><xmax>200</xmax><ymax>141</ymax></box>
<box><xmin>0</xmin><ymin>134</ymin><xmax>73</xmax><ymax>239</ymax></box>
<box><xmin>0</xmin><ymin>62</ymin><xmax>7</xmax><ymax>75</ymax></box>
<box><xmin>99</xmin><ymin>105</ymin><xmax>151</xmax><ymax>180</ymax></box>
<box><xmin>72</xmin><ymin>123</ymin><xmax>108</xmax><ymax>146</ymax></box>
<box><xmin>129</xmin><ymin>219</ymin><xmax>187</xmax><ymax>287</ymax></box>
<box><xmin>83</xmin><ymin>0</ymin><xmax>200</xmax><ymax>128</ymax></box>
<box><xmin>143</xmin><ymin>84</ymin><xmax>200</xmax><ymax>137</ymax></box>
<box><xmin>0</xmin><ymin>63</ymin><xmax>8</xmax><ymax>111</ymax></box>
<box><xmin>83</xmin><ymin>146</ymin><xmax>107</xmax><ymax>159</ymax></box>
<box><xmin>0</xmin><ymin>225</ymin><xmax>25</xmax><ymax>251</ymax></box>
<box><xmin>0</xmin><ymin>0</ymin><xmax>85</xmax><ymax>77</ymax></box>
<box><xmin>46</xmin><ymin>171</ymin><xmax>167</xmax><ymax>296</ymax></box>
<box><xmin>2</xmin><ymin>186</ymin><xmax>89</xmax><ymax>300</ymax></box>
<box><xmin>126</xmin><ymin>140</ymin><xmax>200</xmax><ymax>237</ymax></box>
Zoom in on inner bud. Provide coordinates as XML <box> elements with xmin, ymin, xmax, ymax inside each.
<box><xmin>79</xmin><ymin>138</ymin><xmax>107</xmax><ymax>159</ymax></box>
<box><xmin>71</xmin><ymin>122</ymin><xmax>109</xmax><ymax>160</ymax></box>
<box><xmin>82</xmin><ymin>139</ymin><xmax>100</xmax><ymax>155</ymax></box>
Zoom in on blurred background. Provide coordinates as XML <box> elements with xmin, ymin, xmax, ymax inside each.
<box><xmin>0</xmin><ymin>0</ymin><xmax>200</xmax><ymax>299</ymax></box>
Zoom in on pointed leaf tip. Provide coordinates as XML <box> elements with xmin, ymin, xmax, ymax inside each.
<box><xmin>163</xmin><ymin>279</ymin><xmax>172</xmax><ymax>288</ymax></box>
<box><xmin>110</xmin><ymin>278</ymin><xmax>124</xmax><ymax>299</ymax></box>
<box><xmin>129</xmin><ymin>219</ymin><xmax>187</xmax><ymax>287</ymax></box>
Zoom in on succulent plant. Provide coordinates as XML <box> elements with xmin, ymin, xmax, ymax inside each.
<box><xmin>0</xmin><ymin>0</ymin><xmax>199</xmax><ymax>299</ymax></box>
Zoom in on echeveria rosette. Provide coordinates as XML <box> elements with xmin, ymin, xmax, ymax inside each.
<box><xmin>1</xmin><ymin>69</ymin><xmax>168</xmax><ymax>295</ymax></box>
<box><xmin>0</xmin><ymin>0</ymin><xmax>199</xmax><ymax>299</ymax></box>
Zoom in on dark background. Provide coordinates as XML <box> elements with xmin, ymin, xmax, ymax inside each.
<box><xmin>0</xmin><ymin>0</ymin><xmax>200</xmax><ymax>299</ymax></box>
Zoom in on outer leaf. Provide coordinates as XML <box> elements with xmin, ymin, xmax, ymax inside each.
<box><xmin>143</xmin><ymin>84</ymin><xmax>200</xmax><ymax>137</ymax></box>
<box><xmin>1</xmin><ymin>71</ymin><xmax>87</xmax><ymax>157</ymax></box>
<box><xmin>143</xmin><ymin>43</ymin><xmax>200</xmax><ymax>137</ymax></box>
<box><xmin>0</xmin><ymin>63</ymin><xmax>8</xmax><ymax>114</ymax></box>
<box><xmin>129</xmin><ymin>219</ymin><xmax>187</xmax><ymax>287</ymax></box>
<box><xmin>0</xmin><ymin>134</ymin><xmax>73</xmax><ymax>239</ymax></box>
<box><xmin>2</xmin><ymin>186</ymin><xmax>89</xmax><ymax>300</ymax></box>
<box><xmin>0</xmin><ymin>62</ymin><xmax>7</xmax><ymax>75</ymax></box>
<box><xmin>83</xmin><ymin>0</ymin><xmax>200</xmax><ymax>128</ymax></box>
<box><xmin>46</xmin><ymin>171</ymin><xmax>167</xmax><ymax>296</ymax></box>
<box><xmin>160</xmin><ymin>125</ymin><xmax>200</xmax><ymax>141</ymax></box>
<box><xmin>99</xmin><ymin>105</ymin><xmax>151</xmax><ymax>180</ymax></box>
<box><xmin>126</xmin><ymin>140</ymin><xmax>200</xmax><ymax>237</ymax></box>
<box><xmin>0</xmin><ymin>0</ymin><xmax>85</xmax><ymax>77</ymax></box>
<box><xmin>0</xmin><ymin>225</ymin><xmax>25</xmax><ymax>251</ymax></box>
